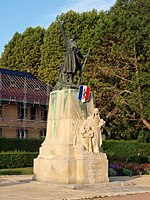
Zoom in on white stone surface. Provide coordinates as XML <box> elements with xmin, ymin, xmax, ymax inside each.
<box><xmin>34</xmin><ymin>89</ymin><xmax>108</xmax><ymax>184</ymax></box>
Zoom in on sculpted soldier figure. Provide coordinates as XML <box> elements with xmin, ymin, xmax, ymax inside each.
<box><xmin>58</xmin><ymin>20</ymin><xmax>85</xmax><ymax>84</ymax></box>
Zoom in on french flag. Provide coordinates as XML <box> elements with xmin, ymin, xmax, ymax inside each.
<box><xmin>78</xmin><ymin>85</ymin><xmax>91</xmax><ymax>103</ymax></box>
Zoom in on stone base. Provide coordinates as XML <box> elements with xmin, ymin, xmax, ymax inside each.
<box><xmin>34</xmin><ymin>89</ymin><xmax>109</xmax><ymax>184</ymax></box>
<box><xmin>34</xmin><ymin>150</ymin><xmax>109</xmax><ymax>184</ymax></box>
<box><xmin>75</xmin><ymin>151</ymin><xmax>109</xmax><ymax>184</ymax></box>
<box><xmin>34</xmin><ymin>150</ymin><xmax>76</xmax><ymax>183</ymax></box>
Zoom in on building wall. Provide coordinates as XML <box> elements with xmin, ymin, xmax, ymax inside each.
<box><xmin>3</xmin><ymin>103</ymin><xmax>18</xmax><ymax>119</ymax></box>
<box><xmin>28</xmin><ymin>129</ymin><xmax>40</xmax><ymax>139</ymax></box>
<box><xmin>0</xmin><ymin>101</ymin><xmax>47</xmax><ymax>139</ymax></box>
<box><xmin>2</xmin><ymin>128</ymin><xmax>16</xmax><ymax>138</ymax></box>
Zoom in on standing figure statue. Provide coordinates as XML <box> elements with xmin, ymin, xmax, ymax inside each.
<box><xmin>58</xmin><ymin>20</ymin><xmax>85</xmax><ymax>84</ymax></box>
<box><xmin>80</xmin><ymin>108</ymin><xmax>105</xmax><ymax>154</ymax></box>
<box><xmin>81</xmin><ymin>126</ymin><xmax>94</xmax><ymax>153</ymax></box>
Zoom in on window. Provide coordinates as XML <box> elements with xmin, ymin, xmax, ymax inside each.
<box><xmin>18</xmin><ymin>103</ymin><xmax>26</xmax><ymax>119</ymax></box>
<box><xmin>40</xmin><ymin>128</ymin><xmax>46</xmax><ymax>139</ymax></box>
<box><xmin>30</xmin><ymin>104</ymin><xmax>36</xmax><ymax>120</ymax></box>
<box><xmin>0</xmin><ymin>104</ymin><xmax>2</xmax><ymax>118</ymax></box>
<box><xmin>16</xmin><ymin>129</ymin><xmax>28</xmax><ymax>139</ymax></box>
<box><xmin>0</xmin><ymin>128</ymin><xmax>2</xmax><ymax>138</ymax></box>
<box><xmin>41</xmin><ymin>105</ymin><xmax>48</xmax><ymax>121</ymax></box>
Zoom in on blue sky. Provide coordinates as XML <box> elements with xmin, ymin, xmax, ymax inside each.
<box><xmin>0</xmin><ymin>0</ymin><xmax>116</xmax><ymax>56</ymax></box>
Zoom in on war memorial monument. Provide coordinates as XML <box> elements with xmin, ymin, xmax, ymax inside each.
<box><xmin>33</xmin><ymin>20</ymin><xmax>109</xmax><ymax>184</ymax></box>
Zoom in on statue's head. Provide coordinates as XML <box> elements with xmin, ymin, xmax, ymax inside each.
<box><xmin>93</xmin><ymin>108</ymin><xmax>99</xmax><ymax>117</ymax></box>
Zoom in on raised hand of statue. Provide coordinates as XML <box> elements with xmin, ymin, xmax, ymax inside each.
<box><xmin>57</xmin><ymin>19</ymin><xmax>64</xmax><ymax>26</ymax></box>
<box><xmin>57</xmin><ymin>17</ymin><xmax>67</xmax><ymax>26</ymax></box>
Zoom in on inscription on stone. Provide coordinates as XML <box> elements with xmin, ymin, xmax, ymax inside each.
<box><xmin>85</xmin><ymin>164</ymin><xmax>102</xmax><ymax>181</ymax></box>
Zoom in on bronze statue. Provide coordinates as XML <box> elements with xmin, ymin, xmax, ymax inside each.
<box><xmin>58</xmin><ymin>20</ymin><xmax>85</xmax><ymax>84</ymax></box>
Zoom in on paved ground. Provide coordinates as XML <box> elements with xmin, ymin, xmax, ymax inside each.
<box><xmin>0</xmin><ymin>175</ymin><xmax>150</xmax><ymax>200</ymax></box>
<box><xmin>91</xmin><ymin>193</ymin><xmax>150</xmax><ymax>200</ymax></box>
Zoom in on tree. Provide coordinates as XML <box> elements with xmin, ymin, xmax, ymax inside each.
<box><xmin>91</xmin><ymin>0</ymin><xmax>150</xmax><ymax>139</ymax></box>
<box><xmin>0</xmin><ymin>2</ymin><xmax>149</xmax><ymax>140</ymax></box>
<box><xmin>0</xmin><ymin>26</ymin><xmax>45</xmax><ymax>75</ymax></box>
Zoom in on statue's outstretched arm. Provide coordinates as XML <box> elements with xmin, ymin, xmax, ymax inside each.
<box><xmin>57</xmin><ymin>19</ymin><xmax>68</xmax><ymax>48</ymax></box>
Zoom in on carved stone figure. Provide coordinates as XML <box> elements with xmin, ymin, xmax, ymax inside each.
<box><xmin>58</xmin><ymin>20</ymin><xmax>85</xmax><ymax>84</ymax></box>
<box><xmin>80</xmin><ymin>108</ymin><xmax>105</xmax><ymax>154</ymax></box>
<box><xmin>81</xmin><ymin>126</ymin><xmax>94</xmax><ymax>153</ymax></box>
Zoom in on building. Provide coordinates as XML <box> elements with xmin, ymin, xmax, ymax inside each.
<box><xmin>0</xmin><ymin>68</ymin><xmax>51</xmax><ymax>139</ymax></box>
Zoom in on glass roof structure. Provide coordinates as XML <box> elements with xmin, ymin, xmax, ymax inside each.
<box><xmin>0</xmin><ymin>68</ymin><xmax>51</xmax><ymax>105</ymax></box>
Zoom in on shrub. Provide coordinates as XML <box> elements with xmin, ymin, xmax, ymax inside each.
<box><xmin>0</xmin><ymin>138</ymin><xmax>43</xmax><ymax>152</ymax></box>
<box><xmin>109</xmin><ymin>162</ymin><xmax>150</xmax><ymax>176</ymax></box>
<box><xmin>103</xmin><ymin>140</ymin><xmax>150</xmax><ymax>163</ymax></box>
<box><xmin>0</xmin><ymin>167</ymin><xmax>33</xmax><ymax>175</ymax></box>
<box><xmin>108</xmin><ymin>168</ymin><xmax>116</xmax><ymax>176</ymax></box>
<box><xmin>137</xmin><ymin>130</ymin><xmax>150</xmax><ymax>143</ymax></box>
<box><xmin>0</xmin><ymin>151</ymin><xmax>38</xmax><ymax>169</ymax></box>
<box><xmin>123</xmin><ymin>168</ymin><xmax>132</xmax><ymax>176</ymax></box>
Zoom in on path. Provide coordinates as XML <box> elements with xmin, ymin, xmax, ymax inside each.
<box><xmin>0</xmin><ymin>175</ymin><xmax>150</xmax><ymax>200</ymax></box>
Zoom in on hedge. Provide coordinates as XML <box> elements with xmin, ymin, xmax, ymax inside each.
<box><xmin>0</xmin><ymin>138</ymin><xmax>43</xmax><ymax>152</ymax></box>
<box><xmin>0</xmin><ymin>167</ymin><xmax>33</xmax><ymax>175</ymax></box>
<box><xmin>0</xmin><ymin>151</ymin><xmax>38</xmax><ymax>169</ymax></box>
<box><xmin>0</xmin><ymin>139</ymin><xmax>149</xmax><ymax>164</ymax></box>
<box><xmin>103</xmin><ymin>140</ymin><xmax>150</xmax><ymax>163</ymax></box>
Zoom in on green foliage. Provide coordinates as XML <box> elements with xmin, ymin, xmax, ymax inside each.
<box><xmin>0</xmin><ymin>0</ymin><xmax>149</xmax><ymax>139</ymax></box>
<box><xmin>137</xmin><ymin>130</ymin><xmax>150</xmax><ymax>143</ymax></box>
<box><xmin>0</xmin><ymin>26</ymin><xmax>45</xmax><ymax>75</ymax></box>
<box><xmin>92</xmin><ymin>0</ymin><xmax>150</xmax><ymax>138</ymax></box>
<box><xmin>123</xmin><ymin>168</ymin><xmax>132</xmax><ymax>176</ymax></box>
<box><xmin>103</xmin><ymin>140</ymin><xmax>150</xmax><ymax>163</ymax></box>
<box><xmin>0</xmin><ymin>151</ymin><xmax>38</xmax><ymax>169</ymax></box>
<box><xmin>0</xmin><ymin>138</ymin><xmax>43</xmax><ymax>152</ymax></box>
<box><xmin>108</xmin><ymin>168</ymin><xmax>117</xmax><ymax>176</ymax></box>
<box><xmin>0</xmin><ymin>167</ymin><xmax>33</xmax><ymax>175</ymax></box>
<box><xmin>38</xmin><ymin>21</ymin><xmax>62</xmax><ymax>85</ymax></box>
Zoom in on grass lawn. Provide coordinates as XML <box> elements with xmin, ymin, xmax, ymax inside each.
<box><xmin>0</xmin><ymin>167</ymin><xmax>33</xmax><ymax>175</ymax></box>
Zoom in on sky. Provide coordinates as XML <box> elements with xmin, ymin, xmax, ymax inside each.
<box><xmin>0</xmin><ymin>0</ymin><xmax>116</xmax><ymax>56</ymax></box>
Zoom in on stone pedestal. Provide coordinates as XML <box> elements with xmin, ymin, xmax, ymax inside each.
<box><xmin>34</xmin><ymin>89</ymin><xmax>109</xmax><ymax>184</ymax></box>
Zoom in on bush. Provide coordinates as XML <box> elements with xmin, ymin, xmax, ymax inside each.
<box><xmin>109</xmin><ymin>162</ymin><xmax>150</xmax><ymax>176</ymax></box>
<box><xmin>0</xmin><ymin>138</ymin><xmax>43</xmax><ymax>152</ymax></box>
<box><xmin>148</xmin><ymin>156</ymin><xmax>150</xmax><ymax>163</ymax></box>
<box><xmin>108</xmin><ymin>168</ymin><xmax>116</xmax><ymax>176</ymax></box>
<box><xmin>0</xmin><ymin>151</ymin><xmax>38</xmax><ymax>169</ymax></box>
<box><xmin>0</xmin><ymin>167</ymin><xmax>33</xmax><ymax>175</ymax></box>
<box><xmin>123</xmin><ymin>168</ymin><xmax>132</xmax><ymax>176</ymax></box>
<box><xmin>137</xmin><ymin>130</ymin><xmax>150</xmax><ymax>143</ymax></box>
<box><xmin>103</xmin><ymin>140</ymin><xmax>150</xmax><ymax>163</ymax></box>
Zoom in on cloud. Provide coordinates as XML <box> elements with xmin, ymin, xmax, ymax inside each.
<box><xmin>58</xmin><ymin>0</ymin><xmax>116</xmax><ymax>13</ymax></box>
<box><xmin>43</xmin><ymin>0</ymin><xmax>116</xmax><ymax>27</ymax></box>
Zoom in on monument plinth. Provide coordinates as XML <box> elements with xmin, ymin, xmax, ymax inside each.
<box><xmin>34</xmin><ymin>89</ymin><xmax>109</xmax><ymax>184</ymax></box>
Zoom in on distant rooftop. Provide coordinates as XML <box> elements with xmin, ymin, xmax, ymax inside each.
<box><xmin>0</xmin><ymin>68</ymin><xmax>36</xmax><ymax>79</ymax></box>
<box><xmin>0</xmin><ymin>68</ymin><xmax>50</xmax><ymax>105</ymax></box>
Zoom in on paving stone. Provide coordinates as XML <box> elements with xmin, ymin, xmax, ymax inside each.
<box><xmin>0</xmin><ymin>175</ymin><xmax>150</xmax><ymax>200</ymax></box>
